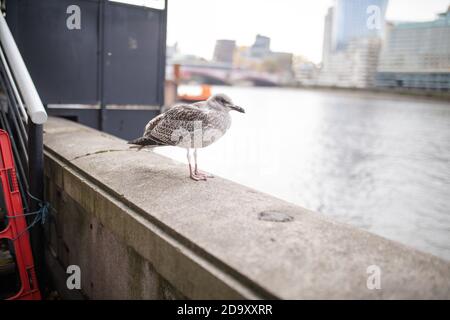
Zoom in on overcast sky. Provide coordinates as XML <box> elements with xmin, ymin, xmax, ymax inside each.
<box><xmin>166</xmin><ymin>0</ymin><xmax>450</xmax><ymax>63</ymax></box>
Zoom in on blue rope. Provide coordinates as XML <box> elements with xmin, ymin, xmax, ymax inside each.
<box><xmin>5</xmin><ymin>192</ymin><xmax>50</xmax><ymax>241</ymax></box>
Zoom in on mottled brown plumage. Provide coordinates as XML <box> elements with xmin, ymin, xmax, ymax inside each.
<box><xmin>128</xmin><ymin>94</ymin><xmax>245</xmax><ymax>180</ymax></box>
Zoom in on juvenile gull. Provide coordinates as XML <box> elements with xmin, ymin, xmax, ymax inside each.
<box><xmin>128</xmin><ymin>94</ymin><xmax>245</xmax><ymax>181</ymax></box>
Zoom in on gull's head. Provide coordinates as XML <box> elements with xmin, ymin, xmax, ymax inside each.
<box><xmin>207</xmin><ymin>93</ymin><xmax>245</xmax><ymax>113</ymax></box>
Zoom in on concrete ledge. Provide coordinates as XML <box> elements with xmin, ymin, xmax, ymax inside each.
<box><xmin>43</xmin><ymin>117</ymin><xmax>450</xmax><ymax>299</ymax></box>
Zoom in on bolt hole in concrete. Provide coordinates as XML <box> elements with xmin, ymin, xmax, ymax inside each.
<box><xmin>258</xmin><ymin>211</ymin><xmax>294</xmax><ymax>223</ymax></box>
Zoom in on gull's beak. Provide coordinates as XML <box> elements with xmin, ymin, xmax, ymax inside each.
<box><xmin>230</xmin><ymin>105</ymin><xmax>245</xmax><ymax>113</ymax></box>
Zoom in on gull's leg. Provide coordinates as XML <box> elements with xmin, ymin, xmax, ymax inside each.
<box><xmin>187</xmin><ymin>148</ymin><xmax>205</xmax><ymax>181</ymax></box>
<box><xmin>194</xmin><ymin>148</ymin><xmax>214</xmax><ymax>178</ymax></box>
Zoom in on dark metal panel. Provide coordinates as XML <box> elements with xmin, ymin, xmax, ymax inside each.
<box><xmin>6</xmin><ymin>0</ymin><xmax>100</xmax><ymax>104</ymax></box>
<box><xmin>46</xmin><ymin>108</ymin><xmax>100</xmax><ymax>130</ymax></box>
<box><xmin>46</xmin><ymin>108</ymin><xmax>158</xmax><ymax>141</ymax></box>
<box><xmin>102</xmin><ymin>109</ymin><xmax>159</xmax><ymax>140</ymax></box>
<box><xmin>6</xmin><ymin>0</ymin><xmax>167</xmax><ymax>140</ymax></box>
<box><xmin>103</xmin><ymin>2</ymin><xmax>164</xmax><ymax>105</ymax></box>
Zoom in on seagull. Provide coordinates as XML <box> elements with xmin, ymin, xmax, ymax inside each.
<box><xmin>128</xmin><ymin>94</ymin><xmax>245</xmax><ymax>181</ymax></box>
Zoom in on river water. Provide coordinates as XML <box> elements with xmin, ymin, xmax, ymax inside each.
<box><xmin>157</xmin><ymin>85</ymin><xmax>450</xmax><ymax>261</ymax></box>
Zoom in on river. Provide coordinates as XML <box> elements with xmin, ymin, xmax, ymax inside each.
<box><xmin>156</xmin><ymin>85</ymin><xmax>450</xmax><ymax>261</ymax></box>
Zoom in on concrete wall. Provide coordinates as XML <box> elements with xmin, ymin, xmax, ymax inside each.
<box><xmin>43</xmin><ymin>117</ymin><xmax>450</xmax><ymax>299</ymax></box>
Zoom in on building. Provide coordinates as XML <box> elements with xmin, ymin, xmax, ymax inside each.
<box><xmin>376</xmin><ymin>8</ymin><xmax>450</xmax><ymax>91</ymax></box>
<box><xmin>322</xmin><ymin>7</ymin><xmax>334</xmax><ymax>71</ymax></box>
<box><xmin>333</xmin><ymin>0</ymin><xmax>388</xmax><ymax>51</ymax></box>
<box><xmin>250</xmin><ymin>34</ymin><xmax>271</xmax><ymax>58</ymax></box>
<box><xmin>293</xmin><ymin>56</ymin><xmax>319</xmax><ymax>86</ymax></box>
<box><xmin>166</xmin><ymin>42</ymin><xmax>178</xmax><ymax>62</ymax></box>
<box><xmin>213</xmin><ymin>39</ymin><xmax>236</xmax><ymax>64</ymax></box>
<box><xmin>264</xmin><ymin>52</ymin><xmax>294</xmax><ymax>84</ymax></box>
<box><xmin>319</xmin><ymin>0</ymin><xmax>388</xmax><ymax>88</ymax></box>
<box><xmin>265</xmin><ymin>52</ymin><xmax>293</xmax><ymax>72</ymax></box>
<box><xmin>320</xmin><ymin>37</ymin><xmax>382</xmax><ymax>88</ymax></box>
<box><xmin>228</xmin><ymin>35</ymin><xmax>295</xmax><ymax>85</ymax></box>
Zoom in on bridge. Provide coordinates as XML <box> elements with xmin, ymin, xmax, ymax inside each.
<box><xmin>166</xmin><ymin>63</ymin><xmax>282</xmax><ymax>86</ymax></box>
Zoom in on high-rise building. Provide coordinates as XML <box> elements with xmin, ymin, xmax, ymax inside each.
<box><xmin>166</xmin><ymin>42</ymin><xmax>178</xmax><ymax>62</ymax></box>
<box><xmin>318</xmin><ymin>0</ymin><xmax>388</xmax><ymax>88</ymax></box>
<box><xmin>322</xmin><ymin>7</ymin><xmax>334</xmax><ymax>70</ymax></box>
<box><xmin>250</xmin><ymin>34</ymin><xmax>271</xmax><ymax>58</ymax></box>
<box><xmin>376</xmin><ymin>8</ymin><xmax>450</xmax><ymax>91</ymax></box>
<box><xmin>213</xmin><ymin>39</ymin><xmax>236</xmax><ymax>64</ymax></box>
<box><xmin>333</xmin><ymin>0</ymin><xmax>388</xmax><ymax>51</ymax></box>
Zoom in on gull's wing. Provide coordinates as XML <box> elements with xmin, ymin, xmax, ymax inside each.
<box><xmin>143</xmin><ymin>103</ymin><xmax>209</xmax><ymax>146</ymax></box>
<box><xmin>144</xmin><ymin>102</ymin><xmax>207</xmax><ymax>134</ymax></box>
<box><xmin>144</xmin><ymin>103</ymin><xmax>231</xmax><ymax>148</ymax></box>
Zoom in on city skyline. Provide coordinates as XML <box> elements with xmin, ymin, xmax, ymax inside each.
<box><xmin>167</xmin><ymin>0</ymin><xmax>450</xmax><ymax>63</ymax></box>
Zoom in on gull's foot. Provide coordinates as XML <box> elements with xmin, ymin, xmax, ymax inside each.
<box><xmin>195</xmin><ymin>169</ymin><xmax>214</xmax><ymax>178</ymax></box>
<box><xmin>190</xmin><ymin>173</ymin><xmax>207</xmax><ymax>181</ymax></box>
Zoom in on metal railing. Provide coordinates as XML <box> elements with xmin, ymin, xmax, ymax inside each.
<box><xmin>0</xmin><ymin>13</ymin><xmax>47</xmax><ymax>124</ymax></box>
<box><xmin>0</xmin><ymin>10</ymin><xmax>48</xmax><ymax>292</ymax></box>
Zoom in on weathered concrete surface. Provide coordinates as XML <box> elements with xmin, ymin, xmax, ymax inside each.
<box><xmin>43</xmin><ymin>117</ymin><xmax>450</xmax><ymax>299</ymax></box>
<box><xmin>45</xmin><ymin>178</ymin><xmax>185</xmax><ymax>300</ymax></box>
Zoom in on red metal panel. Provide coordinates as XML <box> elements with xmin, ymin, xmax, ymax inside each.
<box><xmin>0</xmin><ymin>129</ymin><xmax>41</xmax><ymax>300</ymax></box>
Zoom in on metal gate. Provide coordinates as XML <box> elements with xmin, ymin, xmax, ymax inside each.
<box><xmin>6</xmin><ymin>0</ymin><xmax>167</xmax><ymax>140</ymax></box>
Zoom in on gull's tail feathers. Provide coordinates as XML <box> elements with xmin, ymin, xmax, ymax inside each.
<box><xmin>127</xmin><ymin>136</ymin><xmax>164</xmax><ymax>150</ymax></box>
